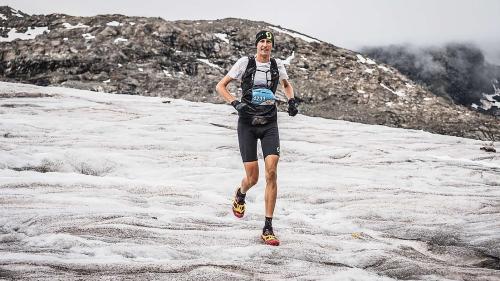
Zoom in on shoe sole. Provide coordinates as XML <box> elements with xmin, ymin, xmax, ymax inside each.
<box><xmin>232</xmin><ymin>209</ymin><xmax>244</xmax><ymax>218</ymax></box>
<box><xmin>261</xmin><ymin>236</ymin><xmax>280</xmax><ymax>246</ymax></box>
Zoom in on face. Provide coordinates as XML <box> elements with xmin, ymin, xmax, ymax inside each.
<box><xmin>256</xmin><ymin>39</ymin><xmax>273</xmax><ymax>56</ymax></box>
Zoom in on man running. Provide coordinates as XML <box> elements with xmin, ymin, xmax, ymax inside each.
<box><xmin>216</xmin><ymin>30</ymin><xmax>298</xmax><ymax>246</ymax></box>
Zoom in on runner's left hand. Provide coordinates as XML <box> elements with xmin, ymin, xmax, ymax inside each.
<box><xmin>288</xmin><ymin>98</ymin><xmax>298</xmax><ymax>116</ymax></box>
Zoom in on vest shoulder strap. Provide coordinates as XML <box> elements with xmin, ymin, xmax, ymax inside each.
<box><xmin>270</xmin><ymin>58</ymin><xmax>278</xmax><ymax>72</ymax></box>
<box><xmin>247</xmin><ymin>56</ymin><xmax>256</xmax><ymax>69</ymax></box>
<box><xmin>269</xmin><ymin>58</ymin><xmax>279</xmax><ymax>93</ymax></box>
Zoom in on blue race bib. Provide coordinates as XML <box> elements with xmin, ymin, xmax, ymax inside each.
<box><xmin>251</xmin><ymin>88</ymin><xmax>275</xmax><ymax>105</ymax></box>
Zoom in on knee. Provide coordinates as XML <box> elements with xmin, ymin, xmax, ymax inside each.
<box><xmin>266</xmin><ymin>169</ymin><xmax>277</xmax><ymax>183</ymax></box>
<box><xmin>247</xmin><ymin>175</ymin><xmax>259</xmax><ymax>187</ymax></box>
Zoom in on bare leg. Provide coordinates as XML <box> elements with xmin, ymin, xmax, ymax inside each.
<box><xmin>264</xmin><ymin>155</ymin><xmax>279</xmax><ymax>217</ymax></box>
<box><xmin>240</xmin><ymin>161</ymin><xmax>259</xmax><ymax>193</ymax></box>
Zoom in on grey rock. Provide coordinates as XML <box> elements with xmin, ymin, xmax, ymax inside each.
<box><xmin>0</xmin><ymin>6</ymin><xmax>499</xmax><ymax>140</ymax></box>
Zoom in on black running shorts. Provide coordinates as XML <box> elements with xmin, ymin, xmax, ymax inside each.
<box><xmin>237</xmin><ymin>119</ymin><xmax>280</xmax><ymax>162</ymax></box>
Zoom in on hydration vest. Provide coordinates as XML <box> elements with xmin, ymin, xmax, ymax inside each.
<box><xmin>239</xmin><ymin>56</ymin><xmax>280</xmax><ymax>124</ymax></box>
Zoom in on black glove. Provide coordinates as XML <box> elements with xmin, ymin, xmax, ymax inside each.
<box><xmin>287</xmin><ymin>98</ymin><xmax>298</xmax><ymax>116</ymax></box>
<box><xmin>231</xmin><ymin>100</ymin><xmax>248</xmax><ymax>113</ymax></box>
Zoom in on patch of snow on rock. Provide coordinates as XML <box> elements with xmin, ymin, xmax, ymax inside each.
<box><xmin>380</xmin><ymin>83</ymin><xmax>406</xmax><ymax>97</ymax></box>
<box><xmin>283</xmin><ymin>51</ymin><xmax>295</xmax><ymax>65</ymax></box>
<box><xmin>378</xmin><ymin>65</ymin><xmax>392</xmax><ymax>73</ymax></box>
<box><xmin>197</xmin><ymin>59</ymin><xmax>223</xmax><ymax>70</ymax></box>
<box><xmin>268</xmin><ymin>26</ymin><xmax>320</xmax><ymax>43</ymax></box>
<box><xmin>214</xmin><ymin>33</ymin><xmax>229</xmax><ymax>44</ymax></box>
<box><xmin>0</xmin><ymin>27</ymin><xmax>49</xmax><ymax>42</ymax></box>
<box><xmin>114</xmin><ymin>38</ymin><xmax>128</xmax><ymax>43</ymax></box>
<box><xmin>82</xmin><ymin>33</ymin><xmax>95</xmax><ymax>40</ymax></box>
<box><xmin>357</xmin><ymin>54</ymin><xmax>367</xmax><ymax>63</ymax></box>
<box><xmin>106</xmin><ymin>21</ymin><xmax>122</xmax><ymax>27</ymax></box>
<box><xmin>62</xmin><ymin>23</ymin><xmax>89</xmax><ymax>30</ymax></box>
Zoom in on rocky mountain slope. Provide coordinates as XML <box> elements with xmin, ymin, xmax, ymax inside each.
<box><xmin>1</xmin><ymin>6</ymin><xmax>499</xmax><ymax>140</ymax></box>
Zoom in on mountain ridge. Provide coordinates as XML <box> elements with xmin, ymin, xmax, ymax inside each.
<box><xmin>1</xmin><ymin>6</ymin><xmax>499</xmax><ymax>141</ymax></box>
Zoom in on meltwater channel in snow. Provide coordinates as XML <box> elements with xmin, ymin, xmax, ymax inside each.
<box><xmin>0</xmin><ymin>82</ymin><xmax>499</xmax><ymax>280</ymax></box>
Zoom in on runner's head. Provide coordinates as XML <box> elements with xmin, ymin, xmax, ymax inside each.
<box><xmin>255</xmin><ymin>30</ymin><xmax>274</xmax><ymax>58</ymax></box>
<box><xmin>255</xmin><ymin>30</ymin><xmax>274</xmax><ymax>47</ymax></box>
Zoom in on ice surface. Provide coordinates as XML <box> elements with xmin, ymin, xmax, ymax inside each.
<box><xmin>0</xmin><ymin>82</ymin><xmax>499</xmax><ymax>280</ymax></box>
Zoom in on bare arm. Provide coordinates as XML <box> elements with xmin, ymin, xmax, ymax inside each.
<box><xmin>280</xmin><ymin>79</ymin><xmax>294</xmax><ymax>100</ymax></box>
<box><xmin>216</xmin><ymin>75</ymin><xmax>238</xmax><ymax>104</ymax></box>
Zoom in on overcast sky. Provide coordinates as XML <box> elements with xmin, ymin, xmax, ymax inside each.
<box><xmin>4</xmin><ymin>0</ymin><xmax>500</xmax><ymax>63</ymax></box>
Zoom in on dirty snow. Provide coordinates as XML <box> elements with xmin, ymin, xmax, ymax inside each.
<box><xmin>0</xmin><ymin>82</ymin><xmax>499</xmax><ymax>281</ymax></box>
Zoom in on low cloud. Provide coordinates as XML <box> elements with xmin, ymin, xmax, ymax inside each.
<box><xmin>362</xmin><ymin>43</ymin><xmax>500</xmax><ymax>108</ymax></box>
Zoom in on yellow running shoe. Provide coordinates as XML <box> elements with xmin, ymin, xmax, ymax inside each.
<box><xmin>232</xmin><ymin>188</ymin><xmax>245</xmax><ymax>218</ymax></box>
<box><xmin>261</xmin><ymin>229</ymin><xmax>280</xmax><ymax>246</ymax></box>
<box><xmin>232</xmin><ymin>198</ymin><xmax>245</xmax><ymax>218</ymax></box>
